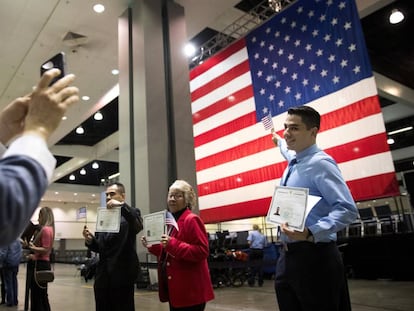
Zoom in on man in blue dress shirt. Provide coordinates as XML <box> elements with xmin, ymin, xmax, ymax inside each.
<box><xmin>247</xmin><ymin>224</ymin><xmax>267</xmax><ymax>287</ymax></box>
<box><xmin>272</xmin><ymin>106</ymin><xmax>358</xmax><ymax>311</ymax></box>
<box><xmin>0</xmin><ymin>69</ymin><xmax>79</xmax><ymax>246</ymax></box>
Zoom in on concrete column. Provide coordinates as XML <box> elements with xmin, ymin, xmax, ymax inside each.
<box><xmin>118</xmin><ymin>1</ymin><xmax>197</xmax><ymax>241</ymax></box>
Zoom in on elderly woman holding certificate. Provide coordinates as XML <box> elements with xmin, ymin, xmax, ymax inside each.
<box><xmin>141</xmin><ymin>180</ymin><xmax>214</xmax><ymax>311</ymax></box>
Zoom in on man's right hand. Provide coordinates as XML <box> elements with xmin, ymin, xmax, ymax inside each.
<box><xmin>272</xmin><ymin>131</ymin><xmax>282</xmax><ymax>146</ymax></box>
<box><xmin>82</xmin><ymin>226</ymin><xmax>93</xmax><ymax>243</ymax></box>
<box><xmin>24</xmin><ymin>68</ymin><xmax>79</xmax><ymax>141</ymax></box>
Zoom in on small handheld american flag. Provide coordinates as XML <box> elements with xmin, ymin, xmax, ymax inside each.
<box><xmin>261</xmin><ymin>112</ymin><xmax>274</xmax><ymax>131</ymax></box>
<box><xmin>165</xmin><ymin>211</ymin><xmax>179</xmax><ymax>232</ymax></box>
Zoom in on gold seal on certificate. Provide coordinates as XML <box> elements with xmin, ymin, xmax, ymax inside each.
<box><xmin>95</xmin><ymin>207</ymin><xmax>121</xmax><ymax>233</ymax></box>
<box><xmin>266</xmin><ymin>186</ymin><xmax>321</xmax><ymax>231</ymax></box>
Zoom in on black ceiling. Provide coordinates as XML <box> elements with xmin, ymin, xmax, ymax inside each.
<box><xmin>361</xmin><ymin>0</ymin><xmax>414</xmax><ymax>90</ymax></box>
<box><xmin>54</xmin><ymin>0</ymin><xmax>414</xmax><ymax>186</ymax></box>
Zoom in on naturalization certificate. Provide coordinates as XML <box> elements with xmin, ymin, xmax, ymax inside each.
<box><xmin>266</xmin><ymin>186</ymin><xmax>321</xmax><ymax>231</ymax></box>
<box><xmin>95</xmin><ymin>207</ymin><xmax>121</xmax><ymax>233</ymax></box>
<box><xmin>143</xmin><ymin>211</ymin><xmax>166</xmax><ymax>244</ymax></box>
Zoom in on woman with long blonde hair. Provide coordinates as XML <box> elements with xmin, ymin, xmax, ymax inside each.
<box><xmin>25</xmin><ymin>206</ymin><xmax>55</xmax><ymax>311</ymax></box>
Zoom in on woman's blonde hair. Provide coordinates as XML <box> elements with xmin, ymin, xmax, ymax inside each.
<box><xmin>169</xmin><ymin>180</ymin><xmax>197</xmax><ymax>210</ymax></box>
<box><xmin>38</xmin><ymin>206</ymin><xmax>55</xmax><ymax>240</ymax></box>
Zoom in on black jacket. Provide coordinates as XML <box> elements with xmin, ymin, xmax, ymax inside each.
<box><xmin>86</xmin><ymin>204</ymin><xmax>142</xmax><ymax>288</ymax></box>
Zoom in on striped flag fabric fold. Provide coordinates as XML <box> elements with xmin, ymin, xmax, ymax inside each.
<box><xmin>190</xmin><ymin>0</ymin><xmax>399</xmax><ymax>223</ymax></box>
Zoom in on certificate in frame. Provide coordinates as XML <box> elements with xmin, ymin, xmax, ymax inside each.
<box><xmin>143</xmin><ymin>211</ymin><xmax>166</xmax><ymax>244</ymax></box>
<box><xmin>95</xmin><ymin>207</ymin><xmax>121</xmax><ymax>233</ymax></box>
<box><xmin>266</xmin><ymin>186</ymin><xmax>309</xmax><ymax>231</ymax></box>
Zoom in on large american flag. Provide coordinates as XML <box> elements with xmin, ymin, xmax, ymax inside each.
<box><xmin>190</xmin><ymin>0</ymin><xmax>399</xmax><ymax>223</ymax></box>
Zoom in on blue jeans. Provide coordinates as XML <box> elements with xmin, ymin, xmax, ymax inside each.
<box><xmin>2</xmin><ymin>265</ymin><xmax>19</xmax><ymax>306</ymax></box>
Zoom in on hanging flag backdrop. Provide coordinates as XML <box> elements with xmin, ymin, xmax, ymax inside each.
<box><xmin>189</xmin><ymin>0</ymin><xmax>399</xmax><ymax>223</ymax></box>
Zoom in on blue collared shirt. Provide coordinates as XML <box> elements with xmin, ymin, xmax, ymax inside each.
<box><xmin>247</xmin><ymin>230</ymin><xmax>267</xmax><ymax>249</ymax></box>
<box><xmin>280</xmin><ymin>143</ymin><xmax>358</xmax><ymax>243</ymax></box>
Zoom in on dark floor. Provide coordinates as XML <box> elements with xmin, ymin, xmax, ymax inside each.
<box><xmin>1</xmin><ymin>263</ymin><xmax>413</xmax><ymax>311</ymax></box>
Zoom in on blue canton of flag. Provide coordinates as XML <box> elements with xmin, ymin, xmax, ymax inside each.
<box><xmin>246</xmin><ymin>0</ymin><xmax>373</xmax><ymax>121</ymax></box>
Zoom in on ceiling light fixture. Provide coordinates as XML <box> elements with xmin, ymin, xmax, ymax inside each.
<box><xmin>92</xmin><ymin>162</ymin><xmax>99</xmax><ymax>169</ymax></box>
<box><xmin>76</xmin><ymin>126</ymin><xmax>85</xmax><ymax>134</ymax></box>
<box><xmin>111</xmin><ymin>69</ymin><xmax>119</xmax><ymax>75</ymax></box>
<box><xmin>388</xmin><ymin>126</ymin><xmax>413</xmax><ymax>136</ymax></box>
<box><xmin>93</xmin><ymin>4</ymin><xmax>105</xmax><ymax>13</ymax></box>
<box><xmin>184</xmin><ymin>43</ymin><xmax>196</xmax><ymax>57</ymax></box>
<box><xmin>69</xmin><ymin>174</ymin><xmax>75</xmax><ymax>181</ymax></box>
<box><xmin>82</xmin><ymin>95</ymin><xmax>90</xmax><ymax>101</ymax></box>
<box><xmin>80</xmin><ymin>168</ymin><xmax>86</xmax><ymax>175</ymax></box>
<box><xmin>389</xmin><ymin>9</ymin><xmax>404</xmax><ymax>24</ymax></box>
<box><xmin>387</xmin><ymin>138</ymin><xmax>395</xmax><ymax>145</ymax></box>
<box><xmin>94</xmin><ymin>111</ymin><xmax>103</xmax><ymax>121</ymax></box>
<box><xmin>268</xmin><ymin>0</ymin><xmax>283</xmax><ymax>12</ymax></box>
<box><xmin>108</xmin><ymin>172</ymin><xmax>120</xmax><ymax>180</ymax></box>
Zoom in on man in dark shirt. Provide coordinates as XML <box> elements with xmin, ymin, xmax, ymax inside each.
<box><xmin>83</xmin><ymin>182</ymin><xmax>143</xmax><ymax>311</ymax></box>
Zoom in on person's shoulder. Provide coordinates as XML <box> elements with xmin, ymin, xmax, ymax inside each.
<box><xmin>42</xmin><ymin>226</ymin><xmax>54</xmax><ymax>235</ymax></box>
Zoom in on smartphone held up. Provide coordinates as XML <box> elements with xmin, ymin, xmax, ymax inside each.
<box><xmin>40</xmin><ymin>52</ymin><xmax>66</xmax><ymax>85</ymax></box>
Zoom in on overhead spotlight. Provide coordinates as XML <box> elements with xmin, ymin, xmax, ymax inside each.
<box><xmin>389</xmin><ymin>9</ymin><xmax>404</xmax><ymax>24</ymax></box>
<box><xmin>92</xmin><ymin>162</ymin><xmax>99</xmax><ymax>169</ymax></box>
<box><xmin>80</xmin><ymin>168</ymin><xmax>86</xmax><ymax>175</ymax></box>
<box><xmin>387</xmin><ymin>138</ymin><xmax>395</xmax><ymax>145</ymax></box>
<box><xmin>94</xmin><ymin>111</ymin><xmax>103</xmax><ymax>121</ymax></box>
<box><xmin>111</xmin><ymin>69</ymin><xmax>119</xmax><ymax>75</ymax></box>
<box><xmin>268</xmin><ymin>0</ymin><xmax>283</xmax><ymax>12</ymax></box>
<box><xmin>82</xmin><ymin>95</ymin><xmax>90</xmax><ymax>101</ymax></box>
<box><xmin>184</xmin><ymin>43</ymin><xmax>196</xmax><ymax>58</ymax></box>
<box><xmin>76</xmin><ymin>126</ymin><xmax>85</xmax><ymax>134</ymax></box>
<box><xmin>69</xmin><ymin>174</ymin><xmax>76</xmax><ymax>181</ymax></box>
<box><xmin>93</xmin><ymin>4</ymin><xmax>105</xmax><ymax>13</ymax></box>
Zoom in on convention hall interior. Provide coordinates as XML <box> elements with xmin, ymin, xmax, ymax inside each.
<box><xmin>0</xmin><ymin>0</ymin><xmax>414</xmax><ymax>310</ymax></box>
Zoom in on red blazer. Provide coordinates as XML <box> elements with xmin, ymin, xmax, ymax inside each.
<box><xmin>148</xmin><ymin>209</ymin><xmax>214</xmax><ymax>307</ymax></box>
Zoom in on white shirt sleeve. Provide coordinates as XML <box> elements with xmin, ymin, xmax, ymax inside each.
<box><xmin>3</xmin><ymin>134</ymin><xmax>56</xmax><ymax>182</ymax></box>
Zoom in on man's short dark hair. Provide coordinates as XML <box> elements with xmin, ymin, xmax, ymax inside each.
<box><xmin>287</xmin><ymin>105</ymin><xmax>320</xmax><ymax>130</ymax></box>
<box><xmin>107</xmin><ymin>182</ymin><xmax>125</xmax><ymax>194</ymax></box>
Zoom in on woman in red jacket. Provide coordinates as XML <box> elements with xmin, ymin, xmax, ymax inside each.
<box><xmin>141</xmin><ymin>180</ymin><xmax>214</xmax><ymax>311</ymax></box>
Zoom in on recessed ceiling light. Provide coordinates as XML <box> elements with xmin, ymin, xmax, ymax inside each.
<box><xmin>93</xmin><ymin>4</ymin><xmax>105</xmax><ymax>13</ymax></box>
<box><xmin>82</xmin><ymin>95</ymin><xmax>90</xmax><ymax>101</ymax></box>
<box><xmin>94</xmin><ymin>111</ymin><xmax>103</xmax><ymax>120</ymax></box>
<box><xmin>389</xmin><ymin>9</ymin><xmax>404</xmax><ymax>24</ymax></box>
<box><xmin>69</xmin><ymin>174</ymin><xmax>75</xmax><ymax>181</ymax></box>
<box><xmin>111</xmin><ymin>69</ymin><xmax>119</xmax><ymax>75</ymax></box>
<box><xmin>387</xmin><ymin>138</ymin><xmax>395</xmax><ymax>144</ymax></box>
<box><xmin>62</xmin><ymin>116</ymin><xmax>67</xmax><ymax>120</ymax></box>
<box><xmin>76</xmin><ymin>126</ymin><xmax>85</xmax><ymax>134</ymax></box>
<box><xmin>92</xmin><ymin>162</ymin><xmax>99</xmax><ymax>169</ymax></box>
<box><xmin>80</xmin><ymin>168</ymin><xmax>86</xmax><ymax>175</ymax></box>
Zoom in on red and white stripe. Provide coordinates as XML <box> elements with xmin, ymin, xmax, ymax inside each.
<box><xmin>190</xmin><ymin>39</ymin><xmax>399</xmax><ymax>223</ymax></box>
